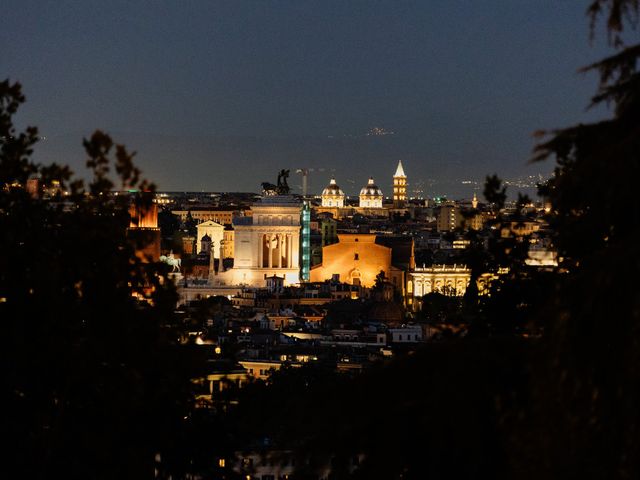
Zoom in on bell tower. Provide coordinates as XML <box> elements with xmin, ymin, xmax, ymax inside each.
<box><xmin>393</xmin><ymin>160</ymin><xmax>407</xmax><ymax>208</ymax></box>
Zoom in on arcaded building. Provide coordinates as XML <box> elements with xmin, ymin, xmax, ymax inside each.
<box><xmin>408</xmin><ymin>265</ymin><xmax>472</xmax><ymax>297</ymax></box>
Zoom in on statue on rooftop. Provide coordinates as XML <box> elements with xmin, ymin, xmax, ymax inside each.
<box><xmin>261</xmin><ymin>169</ymin><xmax>291</xmax><ymax>196</ymax></box>
<box><xmin>261</xmin><ymin>182</ymin><xmax>278</xmax><ymax>196</ymax></box>
<box><xmin>276</xmin><ymin>169</ymin><xmax>290</xmax><ymax>195</ymax></box>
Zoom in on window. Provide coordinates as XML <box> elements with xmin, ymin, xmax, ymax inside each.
<box><xmin>354</xmin><ymin>253</ymin><xmax>359</xmax><ymax>260</ymax></box>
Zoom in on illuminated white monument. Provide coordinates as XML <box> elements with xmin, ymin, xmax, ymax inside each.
<box><xmin>214</xmin><ymin>171</ymin><xmax>301</xmax><ymax>287</ymax></box>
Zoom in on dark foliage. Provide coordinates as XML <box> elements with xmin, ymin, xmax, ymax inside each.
<box><xmin>226</xmin><ymin>340</ymin><xmax>530</xmax><ymax>480</ymax></box>
<box><xmin>159</xmin><ymin>207</ymin><xmax>181</xmax><ymax>237</ymax></box>
<box><xmin>516</xmin><ymin>1</ymin><xmax>640</xmax><ymax>477</ymax></box>
<box><xmin>3</xmin><ymin>2</ymin><xmax>639</xmax><ymax>477</ymax></box>
<box><xmin>246</xmin><ymin>3</ymin><xmax>640</xmax><ymax>478</ymax></box>
<box><xmin>1</xmin><ymin>81</ymin><xmax>193</xmax><ymax>479</ymax></box>
<box><xmin>419</xmin><ymin>291</ymin><xmax>463</xmax><ymax>324</ymax></box>
<box><xmin>483</xmin><ymin>174</ymin><xmax>507</xmax><ymax>211</ymax></box>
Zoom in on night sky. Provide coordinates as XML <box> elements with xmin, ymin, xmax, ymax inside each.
<box><xmin>2</xmin><ymin>1</ymin><xmax>613</xmax><ymax>198</ymax></box>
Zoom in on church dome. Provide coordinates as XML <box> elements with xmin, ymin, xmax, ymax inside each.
<box><xmin>359</xmin><ymin>177</ymin><xmax>383</xmax><ymax>197</ymax></box>
<box><xmin>322</xmin><ymin>178</ymin><xmax>344</xmax><ymax>196</ymax></box>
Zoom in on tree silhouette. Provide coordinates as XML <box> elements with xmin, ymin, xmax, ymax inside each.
<box><xmin>514</xmin><ymin>1</ymin><xmax>640</xmax><ymax>477</ymax></box>
<box><xmin>372</xmin><ymin>270</ymin><xmax>387</xmax><ymax>291</ymax></box>
<box><xmin>251</xmin><ymin>4</ymin><xmax>640</xmax><ymax>478</ymax></box>
<box><xmin>483</xmin><ymin>174</ymin><xmax>507</xmax><ymax>212</ymax></box>
<box><xmin>1</xmin><ymin>80</ymin><xmax>193</xmax><ymax>479</ymax></box>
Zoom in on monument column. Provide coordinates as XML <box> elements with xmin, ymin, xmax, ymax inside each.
<box><xmin>277</xmin><ymin>234</ymin><xmax>283</xmax><ymax>268</ymax></box>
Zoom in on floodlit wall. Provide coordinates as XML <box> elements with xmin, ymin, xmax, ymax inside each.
<box><xmin>310</xmin><ymin>234</ymin><xmax>392</xmax><ymax>287</ymax></box>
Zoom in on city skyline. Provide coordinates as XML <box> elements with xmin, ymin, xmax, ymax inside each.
<box><xmin>3</xmin><ymin>1</ymin><xmax>639</xmax><ymax>476</ymax></box>
<box><xmin>4</xmin><ymin>1</ymin><xmax>614</xmax><ymax>194</ymax></box>
<box><xmin>151</xmin><ymin>169</ymin><xmax>548</xmax><ymax>201</ymax></box>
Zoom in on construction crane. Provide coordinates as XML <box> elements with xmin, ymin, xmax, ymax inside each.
<box><xmin>295</xmin><ymin>167</ymin><xmax>333</xmax><ymax>197</ymax></box>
